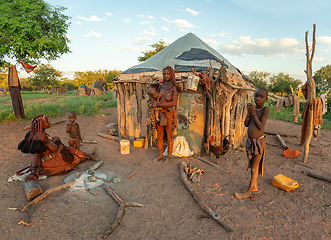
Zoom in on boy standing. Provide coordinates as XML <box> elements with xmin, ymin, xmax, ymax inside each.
<box><xmin>66</xmin><ymin>111</ymin><xmax>82</xmax><ymax>149</ymax></box>
<box><xmin>235</xmin><ymin>87</ymin><xmax>270</xmax><ymax>199</ymax></box>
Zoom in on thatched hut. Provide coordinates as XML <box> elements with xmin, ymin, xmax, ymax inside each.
<box><xmin>76</xmin><ymin>85</ymin><xmax>90</xmax><ymax>96</ymax></box>
<box><xmin>52</xmin><ymin>86</ymin><xmax>67</xmax><ymax>94</ymax></box>
<box><xmin>114</xmin><ymin>33</ymin><xmax>254</xmax><ymax>154</ymax></box>
<box><xmin>90</xmin><ymin>79</ymin><xmax>108</xmax><ymax>96</ymax></box>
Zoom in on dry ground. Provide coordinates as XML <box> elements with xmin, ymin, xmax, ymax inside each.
<box><xmin>0</xmin><ymin>107</ymin><xmax>330</xmax><ymax>239</ymax></box>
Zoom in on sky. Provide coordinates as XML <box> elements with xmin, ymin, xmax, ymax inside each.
<box><xmin>38</xmin><ymin>0</ymin><xmax>331</xmax><ymax>83</ymax></box>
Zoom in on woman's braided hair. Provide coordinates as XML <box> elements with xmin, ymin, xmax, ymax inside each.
<box><xmin>29</xmin><ymin>114</ymin><xmax>46</xmax><ymax>140</ymax></box>
<box><xmin>18</xmin><ymin>114</ymin><xmax>47</xmax><ymax>154</ymax></box>
<box><xmin>163</xmin><ymin>66</ymin><xmax>181</xmax><ymax>92</ymax></box>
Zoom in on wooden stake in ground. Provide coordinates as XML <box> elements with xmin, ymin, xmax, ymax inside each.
<box><xmin>193</xmin><ymin>155</ymin><xmax>230</xmax><ymax>174</ymax></box>
<box><xmin>20</xmin><ymin>176</ymin><xmax>80</xmax><ymax>213</ymax></box>
<box><xmin>100</xmin><ymin>185</ymin><xmax>143</xmax><ymax>239</ymax></box>
<box><xmin>179</xmin><ymin>160</ymin><xmax>236</xmax><ymax>233</ymax></box>
<box><xmin>275</xmin><ymin>134</ymin><xmax>288</xmax><ymax>150</ymax></box>
<box><xmin>97</xmin><ymin>133</ymin><xmax>124</xmax><ymax>142</ymax></box>
<box><xmin>302</xmin><ymin>24</ymin><xmax>317</xmax><ymax>163</ymax></box>
<box><xmin>18</xmin><ymin>175</ymin><xmax>81</xmax><ymax>225</ymax></box>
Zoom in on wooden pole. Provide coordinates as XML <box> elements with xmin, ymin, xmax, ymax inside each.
<box><xmin>193</xmin><ymin>155</ymin><xmax>230</xmax><ymax>174</ymax></box>
<box><xmin>303</xmin><ymin>24</ymin><xmax>317</xmax><ymax>163</ymax></box>
<box><xmin>179</xmin><ymin>161</ymin><xmax>236</xmax><ymax>233</ymax></box>
<box><xmin>306</xmin><ymin>172</ymin><xmax>331</xmax><ymax>183</ymax></box>
<box><xmin>100</xmin><ymin>185</ymin><xmax>143</xmax><ymax>238</ymax></box>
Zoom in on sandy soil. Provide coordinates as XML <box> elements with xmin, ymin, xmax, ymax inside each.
<box><xmin>0</xmin><ymin>107</ymin><xmax>330</xmax><ymax>240</ymax></box>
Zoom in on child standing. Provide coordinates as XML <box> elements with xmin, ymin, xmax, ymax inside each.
<box><xmin>66</xmin><ymin>111</ymin><xmax>82</xmax><ymax>149</ymax></box>
<box><xmin>235</xmin><ymin>87</ymin><xmax>270</xmax><ymax>199</ymax></box>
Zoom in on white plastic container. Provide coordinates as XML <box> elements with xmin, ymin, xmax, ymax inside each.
<box><xmin>120</xmin><ymin>140</ymin><xmax>130</xmax><ymax>154</ymax></box>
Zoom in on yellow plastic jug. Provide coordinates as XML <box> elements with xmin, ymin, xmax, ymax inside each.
<box><xmin>133</xmin><ymin>138</ymin><xmax>145</xmax><ymax>148</ymax></box>
<box><xmin>272</xmin><ymin>174</ymin><xmax>299</xmax><ymax>191</ymax></box>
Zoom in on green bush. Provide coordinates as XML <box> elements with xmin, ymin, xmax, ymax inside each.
<box><xmin>0</xmin><ymin>91</ymin><xmax>116</xmax><ymax>121</ymax></box>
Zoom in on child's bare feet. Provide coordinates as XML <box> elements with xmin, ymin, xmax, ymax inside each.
<box><xmin>235</xmin><ymin>191</ymin><xmax>252</xmax><ymax>199</ymax></box>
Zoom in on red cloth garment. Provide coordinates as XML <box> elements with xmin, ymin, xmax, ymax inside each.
<box><xmin>313</xmin><ymin>97</ymin><xmax>323</xmax><ymax>125</ymax></box>
<box><xmin>8</xmin><ymin>65</ymin><xmax>19</xmax><ymax>87</ymax></box>
<box><xmin>300</xmin><ymin>97</ymin><xmax>323</xmax><ymax>145</ymax></box>
<box><xmin>198</xmin><ymin>73</ymin><xmax>211</xmax><ymax>90</ymax></box>
<box><xmin>39</xmin><ymin>146</ymin><xmax>83</xmax><ymax>176</ymax></box>
<box><xmin>19</xmin><ymin>61</ymin><xmax>37</xmax><ymax>73</ymax></box>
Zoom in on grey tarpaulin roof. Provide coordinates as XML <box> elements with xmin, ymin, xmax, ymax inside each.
<box><xmin>120</xmin><ymin>32</ymin><xmax>241</xmax><ymax>75</ymax></box>
<box><xmin>92</xmin><ymin>79</ymin><xmax>108</xmax><ymax>91</ymax></box>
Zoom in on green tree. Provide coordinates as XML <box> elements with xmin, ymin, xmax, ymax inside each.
<box><xmin>248</xmin><ymin>71</ymin><xmax>270</xmax><ymax>89</ymax></box>
<box><xmin>0</xmin><ymin>63</ymin><xmax>11</xmax><ymax>89</ymax></box>
<box><xmin>269</xmin><ymin>73</ymin><xmax>302</xmax><ymax>95</ymax></box>
<box><xmin>73</xmin><ymin>69</ymin><xmax>121</xmax><ymax>88</ymax></box>
<box><xmin>19</xmin><ymin>77</ymin><xmax>34</xmax><ymax>90</ymax></box>
<box><xmin>313</xmin><ymin>64</ymin><xmax>331</xmax><ymax>93</ymax></box>
<box><xmin>61</xmin><ymin>82</ymin><xmax>77</xmax><ymax>91</ymax></box>
<box><xmin>0</xmin><ymin>0</ymin><xmax>71</xmax><ymax>67</ymax></box>
<box><xmin>138</xmin><ymin>40</ymin><xmax>168</xmax><ymax>62</ymax></box>
<box><xmin>28</xmin><ymin>64</ymin><xmax>62</xmax><ymax>90</ymax></box>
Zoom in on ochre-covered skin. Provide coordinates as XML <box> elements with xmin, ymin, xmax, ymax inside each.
<box><xmin>235</xmin><ymin>88</ymin><xmax>270</xmax><ymax>199</ymax></box>
<box><xmin>151</xmin><ymin>66</ymin><xmax>180</xmax><ymax>163</ymax></box>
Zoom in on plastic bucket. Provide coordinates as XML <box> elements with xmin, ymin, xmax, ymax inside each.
<box><xmin>120</xmin><ymin>140</ymin><xmax>130</xmax><ymax>154</ymax></box>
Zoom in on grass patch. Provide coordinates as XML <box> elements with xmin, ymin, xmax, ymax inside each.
<box><xmin>267</xmin><ymin>102</ymin><xmax>331</xmax><ymax>129</ymax></box>
<box><xmin>0</xmin><ymin>91</ymin><xmax>116</xmax><ymax>121</ymax></box>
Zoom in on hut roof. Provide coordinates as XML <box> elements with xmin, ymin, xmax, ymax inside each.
<box><xmin>91</xmin><ymin>79</ymin><xmax>108</xmax><ymax>91</ymax></box>
<box><xmin>120</xmin><ymin>32</ymin><xmax>241</xmax><ymax>76</ymax></box>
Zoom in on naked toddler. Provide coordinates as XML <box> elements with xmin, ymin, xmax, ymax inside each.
<box><xmin>66</xmin><ymin>111</ymin><xmax>82</xmax><ymax>149</ymax></box>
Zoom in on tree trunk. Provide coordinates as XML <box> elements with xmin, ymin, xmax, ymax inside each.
<box><xmin>303</xmin><ymin>24</ymin><xmax>316</xmax><ymax>163</ymax></box>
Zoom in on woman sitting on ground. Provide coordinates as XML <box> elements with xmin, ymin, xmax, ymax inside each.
<box><xmin>18</xmin><ymin>114</ymin><xmax>98</xmax><ymax>182</ymax></box>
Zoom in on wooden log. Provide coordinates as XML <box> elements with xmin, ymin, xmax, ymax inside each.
<box><xmin>21</xmin><ymin>176</ymin><xmax>80</xmax><ymax>212</ymax></box>
<box><xmin>23</xmin><ymin>119</ymin><xmax>65</xmax><ymax>131</ymax></box>
<box><xmin>265</xmin><ymin>131</ymin><xmax>298</xmax><ymax>138</ymax></box>
<box><xmin>179</xmin><ymin>161</ymin><xmax>236</xmax><ymax>233</ymax></box>
<box><xmin>82</xmin><ymin>140</ymin><xmax>98</xmax><ymax>144</ymax></box>
<box><xmin>193</xmin><ymin>155</ymin><xmax>229</xmax><ymax>174</ymax></box>
<box><xmin>100</xmin><ymin>185</ymin><xmax>143</xmax><ymax>239</ymax></box>
<box><xmin>275</xmin><ymin>134</ymin><xmax>288</xmax><ymax>150</ymax></box>
<box><xmin>89</xmin><ymin>161</ymin><xmax>104</xmax><ymax>172</ymax></box>
<box><xmin>117</xmin><ymin>83</ymin><xmax>126</xmax><ymax>137</ymax></box>
<box><xmin>97</xmin><ymin>133</ymin><xmax>124</xmax><ymax>142</ymax></box>
<box><xmin>306</xmin><ymin>172</ymin><xmax>331</xmax><ymax>183</ymax></box>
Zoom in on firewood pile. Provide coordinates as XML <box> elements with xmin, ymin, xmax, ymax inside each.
<box><xmin>184</xmin><ymin>163</ymin><xmax>205</xmax><ymax>183</ymax></box>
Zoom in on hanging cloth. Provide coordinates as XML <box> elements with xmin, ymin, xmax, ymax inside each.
<box><xmin>8</xmin><ymin>65</ymin><xmax>25</xmax><ymax>119</ymax></box>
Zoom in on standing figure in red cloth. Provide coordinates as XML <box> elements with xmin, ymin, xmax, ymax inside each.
<box><xmin>151</xmin><ymin>66</ymin><xmax>180</xmax><ymax>163</ymax></box>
